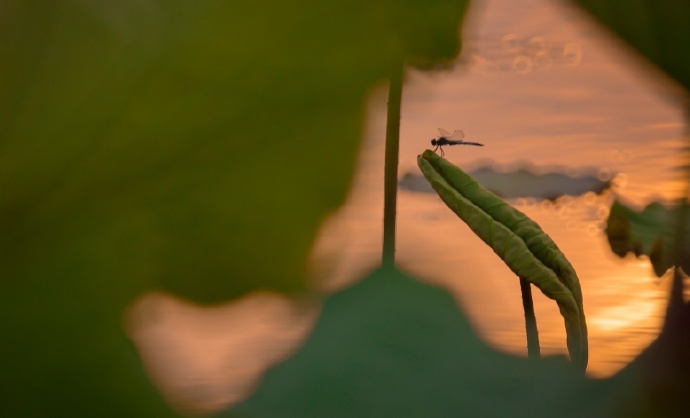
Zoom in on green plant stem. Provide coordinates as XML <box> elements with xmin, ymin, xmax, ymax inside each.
<box><xmin>382</xmin><ymin>63</ymin><xmax>403</xmax><ymax>267</ymax></box>
<box><xmin>519</xmin><ymin>277</ymin><xmax>541</xmax><ymax>361</ymax></box>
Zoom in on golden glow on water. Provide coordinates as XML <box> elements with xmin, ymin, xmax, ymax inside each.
<box><xmin>591</xmin><ymin>299</ymin><xmax>658</xmax><ymax>333</ymax></box>
<box><xmin>127</xmin><ymin>0</ymin><xmax>687</xmax><ymax>413</ymax></box>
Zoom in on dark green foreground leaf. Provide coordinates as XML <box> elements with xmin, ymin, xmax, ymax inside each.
<box><xmin>0</xmin><ymin>0</ymin><xmax>469</xmax><ymax>415</ymax></box>
<box><xmin>418</xmin><ymin>150</ymin><xmax>588</xmax><ymax>371</ymax></box>
<box><xmin>227</xmin><ymin>267</ymin><xmax>620</xmax><ymax>418</ymax></box>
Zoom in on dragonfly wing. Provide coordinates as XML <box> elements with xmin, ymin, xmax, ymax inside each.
<box><xmin>438</xmin><ymin>128</ymin><xmax>452</xmax><ymax>138</ymax></box>
<box><xmin>449</xmin><ymin>130</ymin><xmax>465</xmax><ymax>141</ymax></box>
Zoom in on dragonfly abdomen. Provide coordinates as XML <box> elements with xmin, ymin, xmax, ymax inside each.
<box><xmin>449</xmin><ymin>141</ymin><xmax>484</xmax><ymax>146</ymax></box>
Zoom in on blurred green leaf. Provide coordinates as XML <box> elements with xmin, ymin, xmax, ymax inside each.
<box><xmin>417</xmin><ymin>150</ymin><xmax>588</xmax><ymax>371</ymax></box>
<box><xmin>0</xmin><ymin>0</ymin><xmax>469</xmax><ymax>415</ymax></box>
<box><xmin>605</xmin><ymin>199</ymin><xmax>690</xmax><ymax>277</ymax></box>
<box><xmin>226</xmin><ymin>267</ymin><xmax>620</xmax><ymax>418</ymax></box>
<box><xmin>572</xmin><ymin>0</ymin><xmax>690</xmax><ymax>92</ymax></box>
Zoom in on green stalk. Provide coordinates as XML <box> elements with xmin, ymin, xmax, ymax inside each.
<box><xmin>519</xmin><ymin>277</ymin><xmax>541</xmax><ymax>360</ymax></box>
<box><xmin>382</xmin><ymin>63</ymin><xmax>404</xmax><ymax>267</ymax></box>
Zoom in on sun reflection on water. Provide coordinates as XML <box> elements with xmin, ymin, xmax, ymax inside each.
<box><xmin>590</xmin><ymin>297</ymin><xmax>659</xmax><ymax>333</ymax></box>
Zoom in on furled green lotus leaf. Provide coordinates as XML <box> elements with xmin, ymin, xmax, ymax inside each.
<box><xmin>418</xmin><ymin>150</ymin><xmax>588</xmax><ymax>371</ymax></box>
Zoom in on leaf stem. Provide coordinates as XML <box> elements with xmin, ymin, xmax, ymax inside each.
<box><xmin>382</xmin><ymin>63</ymin><xmax>404</xmax><ymax>267</ymax></box>
<box><xmin>519</xmin><ymin>277</ymin><xmax>541</xmax><ymax>361</ymax></box>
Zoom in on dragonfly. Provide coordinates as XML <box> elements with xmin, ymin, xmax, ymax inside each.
<box><xmin>431</xmin><ymin>128</ymin><xmax>484</xmax><ymax>157</ymax></box>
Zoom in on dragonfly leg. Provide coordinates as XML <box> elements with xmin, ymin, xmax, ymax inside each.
<box><xmin>432</xmin><ymin>144</ymin><xmax>445</xmax><ymax>157</ymax></box>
